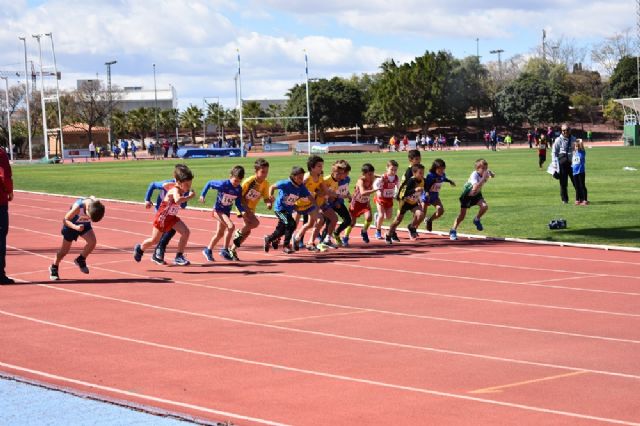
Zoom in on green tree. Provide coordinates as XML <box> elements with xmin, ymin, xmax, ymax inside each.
<box><xmin>159</xmin><ymin>108</ymin><xmax>179</xmax><ymax>138</ymax></box>
<box><xmin>608</xmin><ymin>56</ymin><xmax>639</xmax><ymax>99</ymax></box>
<box><xmin>242</xmin><ymin>101</ymin><xmax>265</xmax><ymax>141</ymax></box>
<box><xmin>603</xmin><ymin>99</ymin><xmax>624</xmax><ymax>125</ymax></box>
<box><xmin>570</xmin><ymin>93</ymin><xmax>599</xmax><ymax>126</ymax></box>
<box><xmin>127</xmin><ymin>107</ymin><xmax>154</xmax><ymax>148</ymax></box>
<box><xmin>205</xmin><ymin>102</ymin><xmax>224</xmax><ymax>137</ymax></box>
<box><xmin>180</xmin><ymin>105</ymin><xmax>203</xmax><ymax>145</ymax></box>
<box><xmin>495</xmin><ymin>73</ymin><xmax>569</xmax><ymax>127</ymax></box>
<box><xmin>111</xmin><ymin>109</ymin><xmax>129</xmax><ymax>139</ymax></box>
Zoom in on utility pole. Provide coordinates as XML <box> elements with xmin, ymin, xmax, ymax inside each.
<box><xmin>1</xmin><ymin>77</ymin><xmax>13</xmax><ymax>161</ymax></box>
<box><xmin>153</xmin><ymin>63</ymin><xmax>159</xmax><ymax>144</ymax></box>
<box><xmin>476</xmin><ymin>38</ymin><xmax>479</xmax><ymax>59</ymax></box>
<box><xmin>46</xmin><ymin>33</ymin><xmax>64</xmax><ymax>160</ymax></box>
<box><xmin>105</xmin><ymin>60</ymin><xmax>116</xmax><ymax>151</ymax></box>
<box><xmin>490</xmin><ymin>49</ymin><xmax>504</xmax><ymax>80</ymax></box>
<box><xmin>32</xmin><ymin>34</ymin><xmax>48</xmax><ymax>160</ymax></box>
<box><xmin>542</xmin><ymin>29</ymin><xmax>547</xmax><ymax>61</ymax></box>
<box><xmin>636</xmin><ymin>0</ymin><xmax>640</xmax><ymax>97</ymax></box>
<box><xmin>18</xmin><ymin>36</ymin><xmax>32</xmax><ymax>161</ymax></box>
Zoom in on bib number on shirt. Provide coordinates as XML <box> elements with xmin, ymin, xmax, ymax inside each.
<box><xmin>245</xmin><ymin>188</ymin><xmax>261</xmax><ymax>201</ymax></box>
<box><xmin>284</xmin><ymin>194</ymin><xmax>299</xmax><ymax>206</ymax></box>
<box><xmin>220</xmin><ymin>193</ymin><xmax>237</xmax><ymax>206</ymax></box>
<box><xmin>382</xmin><ymin>188</ymin><xmax>395</xmax><ymax>198</ymax></box>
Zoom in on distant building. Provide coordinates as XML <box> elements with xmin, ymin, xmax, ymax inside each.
<box><xmin>245</xmin><ymin>99</ymin><xmax>288</xmax><ymax>112</ymax></box>
<box><xmin>116</xmin><ymin>85</ymin><xmax>178</xmax><ymax>112</ymax></box>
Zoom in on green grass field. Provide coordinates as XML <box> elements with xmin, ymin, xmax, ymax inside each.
<box><xmin>12</xmin><ymin>147</ymin><xmax>640</xmax><ymax>248</ymax></box>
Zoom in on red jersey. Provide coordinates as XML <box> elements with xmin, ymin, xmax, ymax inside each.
<box><xmin>373</xmin><ymin>174</ymin><xmax>398</xmax><ymax>209</ymax></box>
<box><xmin>153</xmin><ymin>198</ymin><xmax>180</xmax><ymax>232</ymax></box>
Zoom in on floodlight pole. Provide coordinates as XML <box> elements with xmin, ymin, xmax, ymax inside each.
<box><xmin>1</xmin><ymin>77</ymin><xmax>13</xmax><ymax>161</ymax></box>
<box><xmin>305</xmin><ymin>51</ymin><xmax>311</xmax><ymax>154</ymax></box>
<box><xmin>32</xmin><ymin>33</ymin><xmax>48</xmax><ymax>160</ymax></box>
<box><xmin>19</xmin><ymin>36</ymin><xmax>32</xmax><ymax>161</ymax></box>
<box><xmin>237</xmin><ymin>50</ymin><xmax>244</xmax><ymax>157</ymax></box>
<box><xmin>105</xmin><ymin>60</ymin><xmax>117</xmax><ymax>151</ymax></box>
<box><xmin>153</xmin><ymin>63</ymin><xmax>159</xmax><ymax>143</ymax></box>
<box><xmin>490</xmin><ymin>49</ymin><xmax>504</xmax><ymax>80</ymax></box>
<box><xmin>46</xmin><ymin>33</ymin><xmax>64</xmax><ymax>161</ymax></box>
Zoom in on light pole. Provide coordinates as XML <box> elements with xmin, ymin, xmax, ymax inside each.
<box><xmin>305</xmin><ymin>51</ymin><xmax>311</xmax><ymax>154</ymax></box>
<box><xmin>490</xmin><ymin>49</ymin><xmax>504</xmax><ymax>80</ymax></box>
<box><xmin>236</xmin><ymin>50</ymin><xmax>244</xmax><ymax>157</ymax></box>
<box><xmin>32</xmin><ymin>33</ymin><xmax>48</xmax><ymax>160</ymax></box>
<box><xmin>153</xmin><ymin>63</ymin><xmax>159</xmax><ymax>143</ymax></box>
<box><xmin>46</xmin><ymin>32</ymin><xmax>64</xmax><ymax>160</ymax></box>
<box><xmin>105</xmin><ymin>60</ymin><xmax>116</xmax><ymax>151</ymax></box>
<box><xmin>18</xmin><ymin>36</ymin><xmax>32</xmax><ymax>161</ymax></box>
<box><xmin>1</xmin><ymin>77</ymin><xmax>13</xmax><ymax>161</ymax></box>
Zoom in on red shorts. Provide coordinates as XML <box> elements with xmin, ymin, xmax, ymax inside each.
<box><xmin>153</xmin><ymin>213</ymin><xmax>179</xmax><ymax>233</ymax></box>
<box><xmin>374</xmin><ymin>196</ymin><xmax>394</xmax><ymax>210</ymax></box>
<box><xmin>349</xmin><ymin>201</ymin><xmax>371</xmax><ymax>218</ymax></box>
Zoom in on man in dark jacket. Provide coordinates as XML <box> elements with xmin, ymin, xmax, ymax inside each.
<box><xmin>0</xmin><ymin>146</ymin><xmax>14</xmax><ymax>284</ymax></box>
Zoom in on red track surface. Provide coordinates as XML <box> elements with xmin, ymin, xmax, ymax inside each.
<box><xmin>2</xmin><ymin>192</ymin><xmax>639</xmax><ymax>425</ymax></box>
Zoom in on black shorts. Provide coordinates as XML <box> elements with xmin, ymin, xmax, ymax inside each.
<box><xmin>460</xmin><ymin>192</ymin><xmax>483</xmax><ymax>209</ymax></box>
<box><xmin>61</xmin><ymin>223</ymin><xmax>92</xmax><ymax>242</ymax></box>
<box><xmin>399</xmin><ymin>201</ymin><xmax>422</xmax><ymax>216</ymax></box>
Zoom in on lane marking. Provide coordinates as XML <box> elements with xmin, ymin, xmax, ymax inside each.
<box><xmin>272</xmin><ymin>310</ymin><xmax>367</xmax><ymax>324</ymax></box>
<box><xmin>469</xmin><ymin>371</ymin><xmax>589</xmax><ymax>394</ymax></box>
<box><xmin>1</xmin><ymin>313</ymin><xmax>638</xmax><ymax>426</ymax></box>
<box><xmin>13</xmin><ymin>283</ymin><xmax>640</xmax><ymax>379</ymax></box>
<box><xmin>0</xmin><ymin>361</ymin><xmax>288</xmax><ymax>426</ymax></box>
<box><xmin>8</xmin><ymin>233</ymin><xmax>640</xmax><ymax>347</ymax></box>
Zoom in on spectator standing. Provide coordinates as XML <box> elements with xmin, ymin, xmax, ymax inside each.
<box><xmin>0</xmin><ymin>147</ymin><xmax>13</xmax><ymax>284</ymax></box>
<box><xmin>172</xmin><ymin>140</ymin><xmax>179</xmax><ymax>158</ymax></box>
<box><xmin>131</xmin><ymin>141</ymin><xmax>138</xmax><ymax>160</ymax></box>
<box><xmin>527</xmin><ymin>130</ymin><xmax>533</xmax><ymax>148</ymax></box>
<box><xmin>163</xmin><ymin>139</ymin><xmax>170</xmax><ymax>159</ymax></box>
<box><xmin>121</xmin><ymin>139</ymin><xmax>129</xmax><ymax>159</ymax></box>
<box><xmin>586</xmin><ymin>130</ymin><xmax>593</xmax><ymax>143</ymax></box>
<box><xmin>402</xmin><ymin>135</ymin><xmax>409</xmax><ymax>151</ymax></box>
<box><xmin>89</xmin><ymin>141</ymin><xmax>96</xmax><ymax>160</ymax></box>
<box><xmin>552</xmin><ymin>123</ymin><xmax>575</xmax><ymax>204</ymax></box>
<box><xmin>572</xmin><ymin>139</ymin><xmax>588</xmax><ymax>205</ymax></box>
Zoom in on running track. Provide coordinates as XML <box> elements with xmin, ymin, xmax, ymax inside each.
<box><xmin>1</xmin><ymin>192</ymin><xmax>639</xmax><ymax>425</ymax></box>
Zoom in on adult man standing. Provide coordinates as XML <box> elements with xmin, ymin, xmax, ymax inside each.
<box><xmin>0</xmin><ymin>146</ymin><xmax>14</xmax><ymax>284</ymax></box>
<box><xmin>552</xmin><ymin>124</ymin><xmax>575</xmax><ymax>204</ymax></box>
<box><xmin>89</xmin><ymin>141</ymin><xmax>96</xmax><ymax>160</ymax></box>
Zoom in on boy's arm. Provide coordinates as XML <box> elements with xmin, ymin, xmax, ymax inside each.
<box><xmin>63</xmin><ymin>204</ymin><xmax>83</xmax><ymax>231</ymax></box>
<box><xmin>199</xmin><ymin>180</ymin><xmax>214</xmax><ymax>202</ymax></box>
<box><xmin>144</xmin><ymin>181</ymin><xmax>164</xmax><ymax>208</ymax></box>
<box><xmin>234</xmin><ymin>191</ymin><xmax>245</xmax><ymax>213</ymax></box>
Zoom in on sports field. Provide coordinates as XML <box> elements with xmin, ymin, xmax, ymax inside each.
<box><xmin>12</xmin><ymin>146</ymin><xmax>640</xmax><ymax>248</ymax></box>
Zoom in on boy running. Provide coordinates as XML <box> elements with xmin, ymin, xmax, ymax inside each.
<box><xmin>231</xmin><ymin>158</ymin><xmax>273</xmax><ymax>251</ymax></box>
<box><xmin>342</xmin><ymin>163</ymin><xmax>377</xmax><ymax>246</ymax></box>
<box><xmin>293</xmin><ymin>155</ymin><xmax>326</xmax><ymax>251</ymax></box>
<box><xmin>200</xmin><ymin>166</ymin><xmax>245</xmax><ymax>261</ymax></box>
<box><xmin>316</xmin><ymin>160</ymin><xmax>347</xmax><ymax>250</ymax></box>
<box><xmin>49</xmin><ymin>197</ymin><xmax>106</xmax><ymax>280</ymax></box>
<box><xmin>264</xmin><ymin>166</ymin><xmax>312</xmax><ymax>254</ymax></box>
<box><xmin>422</xmin><ymin>159</ymin><xmax>455</xmax><ymax>232</ymax></box>
<box><xmin>134</xmin><ymin>165</ymin><xmax>194</xmax><ymax>265</ymax></box>
<box><xmin>387</xmin><ymin>164</ymin><xmax>425</xmax><ymax>243</ymax></box>
<box><xmin>329</xmin><ymin>160</ymin><xmax>352</xmax><ymax>246</ymax></box>
<box><xmin>373</xmin><ymin>160</ymin><xmax>399</xmax><ymax>240</ymax></box>
<box><xmin>396</xmin><ymin>149</ymin><xmax>422</xmax><ymax>201</ymax></box>
<box><xmin>449</xmin><ymin>159</ymin><xmax>495</xmax><ymax>241</ymax></box>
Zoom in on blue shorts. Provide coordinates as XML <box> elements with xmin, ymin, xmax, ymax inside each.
<box><xmin>61</xmin><ymin>222</ymin><xmax>92</xmax><ymax>242</ymax></box>
<box><xmin>421</xmin><ymin>192</ymin><xmax>440</xmax><ymax>205</ymax></box>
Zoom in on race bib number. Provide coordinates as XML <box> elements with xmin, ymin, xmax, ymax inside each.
<box><xmin>167</xmin><ymin>204</ymin><xmax>180</xmax><ymax>215</ymax></box>
<box><xmin>220</xmin><ymin>193</ymin><xmax>237</xmax><ymax>206</ymax></box>
<box><xmin>572</xmin><ymin>155</ymin><xmax>581</xmax><ymax>166</ymax></box>
<box><xmin>429</xmin><ymin>182</ymin><xmax>443</xmax><ymax>193</ymax></box>
<box><xmin>245</xmin><ymin>188</ymin><xmax>261</xmax><ymax>201</ymax></box>
<box><xmin>284</xmin><ymin>194</ymin><xmax>299</xmax><ymax>206</ymax></box>
<box><xmin>382</xmin><ymin>188</ymin><xmax>395</xmax><ymax>198</ymax></box>
<box><xmin>77</xmin><ymin>214</ymin><xmax>91</xmax><ymax>222</ymax></box>
<box><xmin>337</xmin><ymin>185</ymin><xmax>349</xmax><ymax>197</ymax></box>
<box><xmin>355</xmin><ymin>194</ymin><xmax>370</xmax><ymax>203</ymax></box>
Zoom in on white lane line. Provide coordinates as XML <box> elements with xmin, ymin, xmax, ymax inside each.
<box><xmin>25</xmin><ymin>283</ymin><xmax>640</xmax><ymax>378</ymax></box>
<box><xmin>0</xmin><ymin>361</ymin><xmax>288</xmax><ymax>426</ymax></box>
<box><xmin>0</xmin><ymin>312</ymin><xmax>638</xmax><ymax>426</ymax></box>
<box><xmin>9</xmin><ymin>228</ymin><xmax>640</xmax><ymax>346</ymax></box>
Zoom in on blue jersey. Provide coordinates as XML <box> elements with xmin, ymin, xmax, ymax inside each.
<box><xmin>145</xmin><ymin>179</ymin><xmax>188</xmax><ymax>211</ymax></box>
<box><xmin>334</xmin><ymin>176</ymin><xmax>351</xmax><ymax>206</ymax></box>
<box><xmin>572</xmin><ymin>150</ymin><xmax>585</xmax><ymax>175</ymax></box>
<box><xmin>200</xmin><ymin>179</ymin><xmax>244</xmax><ymax>214</ymax></box>
<box><xmin>274</xmin><ymin>178</ymin><xmax>311</xmax><ymax>213</ymax></box>
<box><xmin>69</xmin><ymin>198</ymin><xmax>91</xmax><ymax>226</ymax></box>
<box><xmin>421</xmin><ymin>172</ymin><xmax>451</xmax><ymax>204</ymax></box>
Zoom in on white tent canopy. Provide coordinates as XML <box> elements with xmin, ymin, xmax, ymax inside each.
<box><xmin>614</xmin><ymin>98</ymin><xmax>640</xmax><ymax>125</ymax></box>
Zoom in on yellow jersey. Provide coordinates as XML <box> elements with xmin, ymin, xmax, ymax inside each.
<box><xmin>241</xmin><ymin>175</ymin><xmax>270</xmax><ymax>212</ymax></box>
<box><xmin>295</xmin><ymin>172</ymin><xmax>323</xmax><ymax>211</ymax></box>
<box><xmin>323</xmin><ymin>174</ymin><xmax>340</xmax><ymax>204</ymax></box>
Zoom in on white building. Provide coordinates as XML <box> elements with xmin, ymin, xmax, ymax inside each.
<box><xmin>116</xmin><ymin>85</ymin><xmax>177</xmax><ymax>112</ymax></box>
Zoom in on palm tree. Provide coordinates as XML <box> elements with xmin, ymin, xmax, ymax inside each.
<box><xmin>180</xmin><ymin>105</ymin><xmax>203</xmax><ymax>145</ymax></box>
<box><xmin>127</xmin><ymin>107</ymin><xmax>153</xmax><ymax>149</ymax></box>
<box><xmin>159</xmin><ymin>108</ymin><xmax>179</xmax><ymax>138</ymax></box>
<box><xmin>111</xmin><ymin>109</ymin><xmax>129</xmax><ymax>139</ymax></box>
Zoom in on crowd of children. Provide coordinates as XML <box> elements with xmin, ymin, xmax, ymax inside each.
<box><xmin>47</xmin><ymin>152</ymin><xmax>499</xmax><ymax>280</ymax></box>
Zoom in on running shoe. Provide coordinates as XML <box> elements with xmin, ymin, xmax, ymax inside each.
<box><xmin>449</xmin><ymin>229</ymin><xmax>458</xmax><ymax>241</ymax></box>
<box><xmin>174</xmin><ymin>254</ymin><xmax>191</xmax><ymax>266</ymax></box>
<box><xmin>271</xmin><ymin>238</ymin><xmax>280</xmax><ymax>250</ymax></box>
<box><xmin>291</xmin><ymin>237</ymin><xmax>299</xmax><ymax>252</ymax></box>
<box><xmin>341</xmin><ymin>236</ymin><xmax>350</xmax><ymax>247</ymax></box>
<box><xmin>297</xmin><ymin>238</ymin><xmax>305</xmax><ymax>249</ymax></box>
<box><xmin>374</xmin><ymin>230</ymin><xmax>383</xmax><ymax>240</ymax></box>
<box><xmin>219</xmin><ymin>248</ymin><xmax>234</xmax><ymax>261</ymax></box>
<box><xmin>316</xmin><ymin>242</ymin><xmax>329</xmax><ymax>252</ymax></box>
<box><xmin>391</xmin><ymin>233</ymin><xmax>400</xmax><ymax>242</ymax></box>
<box><xmin>228</xmin><ymin>247</ymin><xmax>240</xmax><ymax>261</ymax></box>
<box><xmin>306</xmin><ymin>244</ymin><xmax>320</xmax><ymax>252</ymax></box>
<box><xmin>473</xmin><ymin>217</ymin><xmax>483</xmax><ymax>231</ymax></box>
<box><xmin>361</xmin><ymin>229</ymin><xmax>370</xmax><ymax>243</ymax></box>
<box><xmin>408</xmin><ymin>225</ymin><xmax>418</xmax><ymax>240</ymax></box>
<box><xmin>282</xmin><ymin>245</ymin><xmax>294</xmax><ymax>254</ymax></box>
<box><xmin>332</xmin><ymin>232</ymin><xmax>343</xmax><ymax>247</ymax></box>
<box><xmin>49</xmin><ymin>264</ymin><xmax>59</xmax><ymax>281</ymax></box>
<box><xmin>202</xmin><ymin>247</ymin><xmax>215</xmax><ymax>262</ymax></box>
<box><xmin>232</xmin><ymin>230</ymin><xmax>243</xmax><ymax>248</ymax></box>
<box><xmin>154</xmin><ymin>248</ymin><xmax>166</xmax><ymax>262</ymax></box>
<box><xmin>134</xmin><ymin>244</ymin><xmax>143</xmax><ymax>262</ymax></box>
<box><xmin>74</xmin><ymin>255</ymin><xmax>89</xmax><ymax>274</ymax></box>
<box><xmin>385</xmin><ymin>234</ymin><xmax>393</xmax><ymax>245</ymax></box>
<box><xmin>151</xmin><ymin>253</ymin><xmax>167</xmax><ymax>265</ymax></box>
<box><xmin>425</xmin><ymin>218</ymin><xmax>433</xmax><ymax>232</ymax></box>
<box><xmin>323</xmin><ymin>238</ymin><xmax>339</xmax><ymax>249</ymax></box>
<box><xmin>263</xmin><ymin>236</ymin><xmax>271</xmax><ymax>253</ymax></box>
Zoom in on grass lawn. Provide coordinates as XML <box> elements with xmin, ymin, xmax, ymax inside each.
<box><xmin>12</xmin><ymin>146</ymin><xmax>640</xmax><ymax>248</ymax></box>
